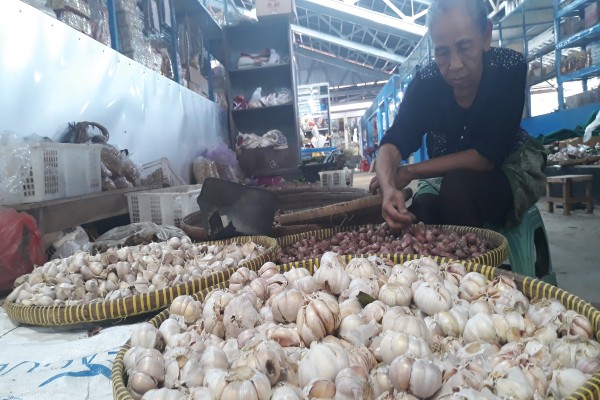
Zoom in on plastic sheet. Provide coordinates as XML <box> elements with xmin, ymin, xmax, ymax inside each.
<box><xmin>50</xmin><ymin>226</ymin><xmax>92</xmax><ymax>259</ymax></box>
<box><xmin>92</xmin><ymin>222</ymin><xmax>185</xmax><ymax>252</ymax></box>
<box><xmin>192</xmin><ymin>156</ymin><xmax>219</xmax><ymax>184</ymax></box>
<box><xmin>236</xmin><ymin>130</ymin><xmax>288</xmax><ymax>149</ymax></box>
<box><xmin>58</xmin><ymin>10</ymin><xmax>92</xmax><ymax>36</ymax></box>
<box><xmin>0</xmin><ymin>132</ymin><xmax>30</xmax><ymax>205</ymax></box>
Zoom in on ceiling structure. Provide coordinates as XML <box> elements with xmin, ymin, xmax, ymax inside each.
<box><xmin>210</xmin><ymin>0</ymin><xmax>431</xmax><ymax>104</ymax></box>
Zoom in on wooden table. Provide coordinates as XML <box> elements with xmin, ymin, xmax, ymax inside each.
<box><xmin>546</xmin><ymin>175</ymin><xmax>594</xmax><ymax>215</ymax></box>
<box><xmin>9</xmin><ymin>186</ymin><xmax>154</xmax><ymax>234</ymax></box>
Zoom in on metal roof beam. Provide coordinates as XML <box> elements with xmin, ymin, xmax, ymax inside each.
<box><xmin>292</xmin><ymin>24</ymin><xmax>407</xmax><ymax>64</ymax></box>
<box><xmin>295</xmin><ymin>0</ymin><xmax>426</xmax><ymax>40</ymax></box>
<box><xmin>296</xmin><ymin>47</ymin><xmax>390</xmax><ymax>81</ymax></box>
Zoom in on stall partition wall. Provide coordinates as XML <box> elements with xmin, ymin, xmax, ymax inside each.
<box><xmin>0</xmin><ymin>0</ymin><xmax>227</xmax><ymax>183</ymax></box>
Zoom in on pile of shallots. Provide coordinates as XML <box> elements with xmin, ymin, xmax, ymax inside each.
<box><xmin>7</xmin><ymin>237</ymin><xmax>265</xmax><ymax>307</ymax></box>
<box><xmin>278</xmin><ymin>223</ymin><xmax>493</xmax><ymax>263</ymax></box>
<box><xmin>122</xmin><ymin>254</ymin><xmax>600</xmax><ymax>400</ymax></box>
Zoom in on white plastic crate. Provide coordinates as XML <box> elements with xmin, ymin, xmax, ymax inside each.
<box><xmin>125</xmin><ymin>184</ymin><xmax>203</xmax><ymax>227</ymax></box>
<box><xmin>63</xmin><ymin>144</ymin><xmax>103</xmax><ymax>197</ymax></box>
<box><xmin>319</xmin><ymin>168</ymin><xmax>354</xmax><ymax>188</ymax></box>
<box><xmin>0</xmin><ymin>142</ymin><xmax>65</xmax><ymax>205</ymax></box>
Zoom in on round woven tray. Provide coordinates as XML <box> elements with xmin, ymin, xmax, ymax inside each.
<box><xmin>277</xmin><ymin>224</ymin><xmax>509</xmax><ymax>268</ymax></box>
<box><xmin>112</xmin><ymin>256</ymin><xmax>600</xmax><ymax>400</ymax></box>
<box><xmin>3</xmin><ymin>236</ymin><xmax>278</xmax><ymax>326</ymax></box>
<box><xmin>112</xmin><ymin>281</ymin><xmax>229</xmax><ymax>400</ymax></box>
<box><xmin>277</xmin><ymin>255</ymin><xmax>600</xmax><ymax>400</ymax></box>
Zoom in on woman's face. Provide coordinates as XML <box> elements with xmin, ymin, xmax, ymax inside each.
<box><xmin>430</xmin><ymin>4</ymin><xmax>492</xmax><ymax>93</ymax></box>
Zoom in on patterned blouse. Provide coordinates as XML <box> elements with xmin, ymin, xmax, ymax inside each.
<box><xmin>381</xmin><ymin>47</ymin><xmax>528</xmax><ymax>166</ymax></box>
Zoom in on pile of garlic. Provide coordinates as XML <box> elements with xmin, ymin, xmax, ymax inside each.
<box><xmin>122</xmin><ymin>254</ymin><xmax>600</xmax><ymax>400</ymax></box>
<box><xmin>7</xmin><ymin>237</ymin><xmax>265</xmax><ymax>307</ymax></box>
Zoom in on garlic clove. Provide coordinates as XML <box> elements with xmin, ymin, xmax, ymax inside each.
<box><xmin>303</xmin><ymin>378</ymin><xmax>336</xmax><ymax>399</ymax></box>
<box><xmin>549</xmin><ymin>368</ymin><xmax>590</xmax><ymax>399</ymax></box>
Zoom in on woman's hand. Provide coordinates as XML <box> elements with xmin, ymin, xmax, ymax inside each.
<box><xmin>382</xmin><ymin>189</ymin><xmax>416</xmax><ymax>231</ymax></box>
<box><xmin>370</xmin><ymin>166</ymin><xmax>413</xmax><ymax>194</ymax></box>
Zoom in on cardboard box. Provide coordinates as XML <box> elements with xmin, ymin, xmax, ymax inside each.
<box><xmin>256</xmin><ymin>0</ymin><xmax>295</xmax><ymax>18</ymax></box>
<box><xmin>585</xmin><ymin>1</ymin><xmax>600</xmax><ymax>27</ymax></box>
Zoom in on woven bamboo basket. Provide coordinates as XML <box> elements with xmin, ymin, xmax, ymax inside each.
<box><xmin>112</xmin><ymin>256</ymin><xmax>600</xmax><ymax>400</ymax></box>
<box><xmin>3</xmin><ymin>236</ymin><xmax>278</xmax><ymax>326</ymax></box>
<box><xmin>112</xmin><ymin>280</ymin><xmax>230</xmax><ymax>400</ymax></box>
<box><xmin>277</xmin><ymin>224</ymin><xmax>509</xmax><ymax>268</ymax></box>
<box><xmin>276</xmin><ymin>255</ymin><xmax>600</xmax><ymax>400</ymax></box>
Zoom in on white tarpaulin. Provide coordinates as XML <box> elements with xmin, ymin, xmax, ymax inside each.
<box><xmin>0</xmin><ymin>303</ymin><xmax>136</xmax><ymax>400</ymax></box>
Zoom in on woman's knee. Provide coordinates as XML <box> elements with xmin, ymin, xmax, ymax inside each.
<box><xmin>439</xmin><ymin>169</ymin><xmax>479</xmax><ymax>202</ymax></box>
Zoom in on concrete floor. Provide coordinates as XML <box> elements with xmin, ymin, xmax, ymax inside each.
<box><xmin>351</xmin><ymin>172</ymin><xmax>600</xmax><ymax>304</ymax></box>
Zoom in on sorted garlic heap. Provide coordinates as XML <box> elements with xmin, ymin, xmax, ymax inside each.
<box><xmin>7</xmin><ymin>237</ymin><xmax>265</xmax><ymax>307</ymax></box>
<box><xmin>123</xmin><ymin>254</ymin><xmax>600</xmax><ymax>400</ymax></box>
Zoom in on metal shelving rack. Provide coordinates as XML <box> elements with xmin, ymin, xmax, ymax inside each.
<box><xmin>493</xmin><ymin>0</ymin><xmax>555</xmax><ymax>117</ymax></box>
<box><xmin>493</xmin><ymin>0</ymin><xmax>600</xmax><ymax>115</ymax></box>
<box><xmin>554</xmin><ymin>0</ymin><xmax>600</xmax><ymax>108</ymax></box>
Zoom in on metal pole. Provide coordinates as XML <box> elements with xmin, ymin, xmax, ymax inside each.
<box><xmin>107</xmin><ymin>0</ymin><xmax>119</xmax><ymax>52</ymax></box>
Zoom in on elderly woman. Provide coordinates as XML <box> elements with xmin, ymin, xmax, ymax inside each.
<box><xmin>371</xmin><ymin>0</ymin><xmax>546</xmax><ymax>229</ymax></box>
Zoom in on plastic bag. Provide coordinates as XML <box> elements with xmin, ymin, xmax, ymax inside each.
<box><xmin>583</xmin><ymin>110</ymin><xmax>600</xmax><ymax>143</ymax></box>
<box><xmin>50</xmin><ymin>226</ymin><xmax>92</xmax><ymax>259</ymax></box>
<box><xmin>0</xmin><ymin>208</ymin><xmax>47</xmax><ymax>294</ymax></box>
<box><xmin>248</xmin><ymin>87</ymin><xmax>263</xmax><ymax>108</ymax></box>
<box><xmin>0</xmin><ymin>132</ymin><xmax>30</xmax><ymax>205</ymax></box>
<box><xmin>92</xmin><ymin>222</ymin><xmax>185</xmax><ymax>252</ymax></box>
<box><xmin>192</xmin><ymin>156</ymin><xmax>219</xmax><ymax>184</ymax></box>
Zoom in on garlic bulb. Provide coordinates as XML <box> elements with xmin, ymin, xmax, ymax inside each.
<box><xmin>382</xmin><ymin>313</ymin><xmax>429</xmax><ymax>342</ymax></box>
<box><xmin>576</xmin><ymin>358</ymin><xmax>600</xmax><ymax>374</ymax></box>
<box><xmin>489</xmin><ymin>366</ymin><xmax>535</xmax><ymax>400</ymax></box>
<box><xmin>320</xmin><ymin>251</ymin><xmax>347</xmax><ymax>270</ymax></box>
<box><xmin>361</xmin><ymin>300</ymin><xmax>387</xmax><ymax>323</ymax></box>
<box><xmin>223</xmin><ymin>293</ymin><xmax>259</xmax><ymax>339</ymax></box>
<box><xmin>388</xmin><ymin>355</ymin><xmax>442</xmax><ymax>399</ymax></box>
<box><xmin>339</xmin><ymin>314</ymin><xmax>380</xmax><ymax>346</ymax></box>
<box><xmin>314</xmin><ymin>255</ymin><xmax>351</xmax><ymax>295</ymax></box>
<box><xmin>267</xmin><ymin>324</ymin><xmax>302</xmax><ymax>347</ymax></box>
<box><xmin>388</xmin><ymin>265</ymin><xmax>418</xmax><ymax>287</ymax></box>
<box><xmin>170</xmin><ymin>295</ymin><xmax>201</xmax><ymax>324</ymax></box>
<box><xmin>296</xmin><ymin>292</ymin><xmax>341</xmax><ymax>346</ymax></box>
<box><xmin>267</xmin><ymin>274</ymin><xmax>289</xmax><ymax>298</ymax></box>
<box><xmin>291</xmin><ymin>275</ymin><xmax>318</xmax><ymax>294</ymax></box>
<box><xmin>433</xmin><ymin>309</ymin><xmax>468</xmax><ymax>338</ymax></box>
<box><xmin>558</xmin><ymin>310</ymin><xmax>593</xmax><ymax>339</ymax></box>
<box><xmin>126</xmin><ymin>348</ymin><xmax>166</xmax><ymax>399</ymax></box>
<box><xmin>303</xmin><ymin>378</ymin><xmax>336</xmax><ymax>399</ymax></box>
<box><xmin>550</xmin><ymin>336</ymin><xmax>600</xmax><ymax>367</ymax></box>
<box><xmin>271</xmin><ymin>289</ymin><xmax>305</xmax><ymax>323</ymax></box>
<box><xmin>379</xmin><ymin>331</ymin><xmax>432</xmax><ymax>364</ymax></box>
<box><xmin>200</xmin><ymin>346</ymin><xmax>228</xmax><ymax>370</ymax></box>
<box><xmin>283</xmin><ymin>267</ymin><xmax>311</xmax><ymax>283</ymax></box>
<box><xmin>188</xmin><ymin>387</ymin><xmax>214</xmax><ymax>400</ymax></box>
<box><xmin>463</xmin><ymin>313</ymin><xmax>497</xmax><ymax>343</ymax></box>
<box><xmin>345</xmin><ymin>258</ymin><xmax>380</xmax><ymax>280</ymax></box>
<box><xmin>549</xmin><ymin>368</ymin><xmax>590</xmax><ymax>399</ymax></box>
<box><xmin>348</xmin><ymin>344</ymin><xmax>378</xmax><ymax>373</ymax></box>
<box><xmin>141</xmin><ymin>388</ymin><xmax>185</xmax><ymax>400</ymax></box>
<box><xmin>369</xmin><ymin>365</ymin><xmax>392</xmax><ymax>398</ymax></box>
<box><xmin>248</xmin><ymin>278</ymin><xmax>269</xmax><ymax>301</ymax></box>
<box><xmin>221</xmin><ymin>339</ymin><xmax>240</xmax><ymax>366</ymax></box>
<box><xmin>131</xmin><ymin>323</ymin><xmax>164</xmax><ymax>350</ymax></box>
<box><xmin>203</xmin><ymin>291</ymin><xmax>234</xmax><ymax>338</ymax></box>
<box><xmin>468</xmin><ymin>299</ymin><xmax>493</xmax><ymax>317</ymax></box>
<box><xmin>299</xmin><ymin>340</ymin><xmax>350</xmax><ymax>387</ymax></box>
<box><xmin>378</xmin><ymin>283</ymin><xmax>412</xmax><ymax>307</ymax></box>
<box><xmin>229</xmin><ymin>267</ymin><xmax>258</xmax><ymax>292</ymax></box>
<box><xmin>258</xmin><ymin>262</ymin><xmax>279</xmax><ymax>280</ymax></box>
<box><xmin>341</xmin><ymin>278</ymin><xmax>380</xmax><ymax>301</ymax></box>
<box><xmin>458</xmin><ymin>272</ymin><xmax>488</xmax><ymax>301</ymax></box>
<box><xmin>526</xmin><ymin>298</ymin><xmax>565</xmax><ymax>327</ymax></box>
<box><xmin>271</xmin><ymin>385</ymin><xmax>304</xmax><ymax>400</ymax></box>
<box><xmin>203</xmin><ymin>368</ymin><xmax>227</xmax><ymax>399</ymax></box>
<box><xmin>413</xmin><ymin>282</ymin><xmax>451</xmax><ymax>316</ymax></box>
<box><xmin>340</xmin><ymin>298</ymin><xmax>364</xmax><ymax>320</ymax></box>
<box><xmin>233</xmin><ymin>338</ymin><xmax>284</xmax><ymax>385</ymax></box>
<box><xmin>221</xmin><ymin>366</ymin><xmax>272</xmax><ymax>400</ymax></box>
<box><xmin>334</xmin><ymin>367</ymin><xmax>370</xmax><ymax>400</ymax></box>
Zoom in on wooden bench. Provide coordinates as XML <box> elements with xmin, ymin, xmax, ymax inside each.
<box><xmin>546</xmin><ymin>174</ymin><xmax>594</xmax><ymax>215</ymax></box>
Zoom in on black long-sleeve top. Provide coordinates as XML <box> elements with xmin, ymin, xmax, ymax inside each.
<box><xmin>381</xmin><ymin>47</ymin><xmax>528</xmax><ymax>166</ymax></box>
